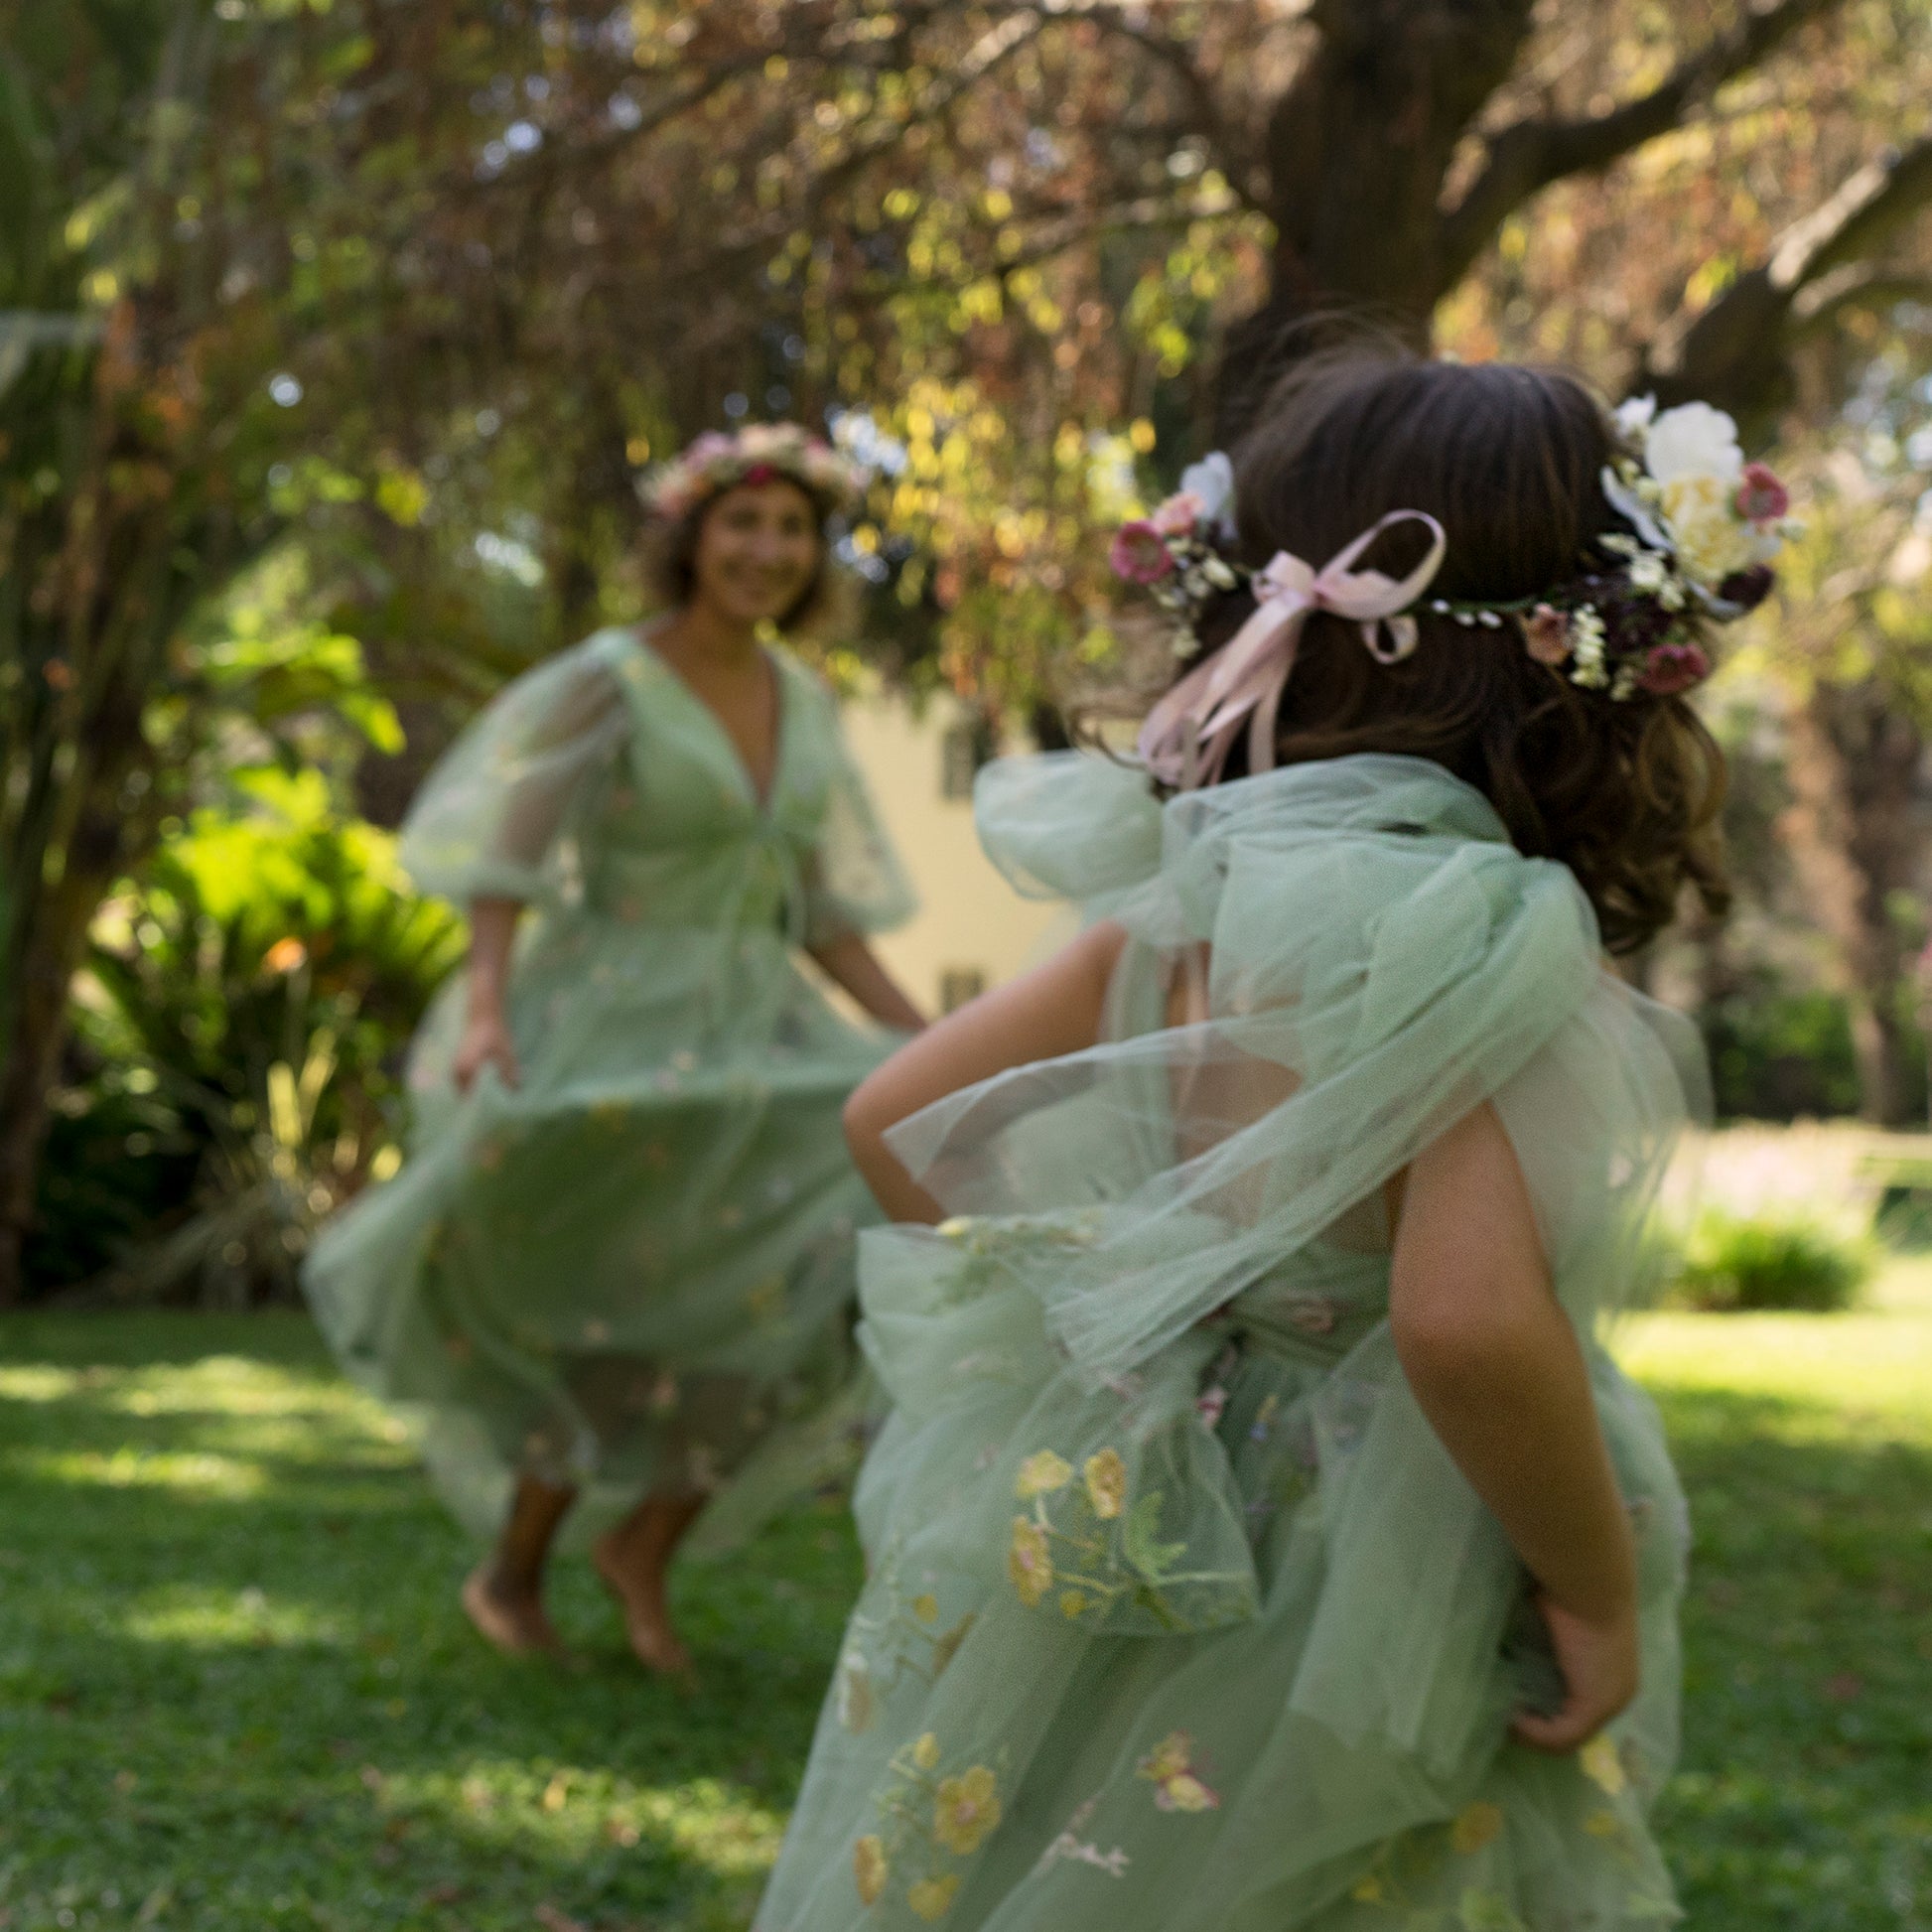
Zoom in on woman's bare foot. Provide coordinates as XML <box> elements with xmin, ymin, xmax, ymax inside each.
<box><xmin>462</xmin><ymin>1563</ymin><xmax>567</xmax><ymax>1657</ymax></box>
<box><xmin>592</xmin><ymin>1532</ymin><xmax>695</xmax><ymax>1678</ymax></box>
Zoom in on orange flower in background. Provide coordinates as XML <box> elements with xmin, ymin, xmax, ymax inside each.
<box><xmin>1008</xmin><ymin>1517</ymin><xmax>1051</xmax><ymax>1606</ymax></box>
<box><xmin>932</xmin><ymin>1765</ymin><xmax>1001</xmax><ymax>1856</ymax></box>
<box><xmin>853</xmin><ymin>1834</ymin><xmax>888</xmax><ymax>1906</ymax></box>
<box><xmin>262</xmin><ymin>936</ymin><xmax>308</xmax><ymax>975</ymax></box>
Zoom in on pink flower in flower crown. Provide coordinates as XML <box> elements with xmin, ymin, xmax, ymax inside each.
<box><xmin>1110</xmin><ymin>520</ymin><xmax>1174</xmax><ymax>584</ymax></box>
<box><xmin>1734</xmin><ymin>462</ymin><xmax>1789</xmax><ymax>525</ymax></box>
<box><xmin>1150</xmin><ymin>490</ymin><xmax>1205</xmax><ymax>537</ymax></box>
<box><xmin>1637</xmin><ymin>640</ymin><xmax>1712</xmax><ymax>696</ymax></box>
<box><xmin>1519</xmin><ymin>604</ymin><xmax>1573</xmax><ymax>666</ymax></box>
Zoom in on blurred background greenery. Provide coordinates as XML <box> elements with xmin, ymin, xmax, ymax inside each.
<box><xmin>2</xmin><ymin>3</ymin><xmax>1931</xmax><ymax>1310</ymax></box>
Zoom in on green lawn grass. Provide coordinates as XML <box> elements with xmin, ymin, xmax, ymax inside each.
<box><xmin>1</xmin><ymin>1271</ymin><xmax>1927</xmax><ymax>1932</ymax></box>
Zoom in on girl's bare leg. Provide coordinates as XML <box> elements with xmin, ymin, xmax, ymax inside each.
<box><xmin>593</xmin><ymin>1485</ymin><xmax>709</xmax><ymax>1675</ymax></box>
<box><xmin>462</xmin><ymin>1473</ymin><xmax>577</xmax><ymax>1656</ymax></box>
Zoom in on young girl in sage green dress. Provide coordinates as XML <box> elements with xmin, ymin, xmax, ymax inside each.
<box><xmin>304</xmin><ymin>425</ymin><xmax>924</xmax><ymax>1671</ymax></box>
<box><xmin>757</xmin><ymin>354</ymin><xmax>1794</xmax><ymax>1928</ymax></box>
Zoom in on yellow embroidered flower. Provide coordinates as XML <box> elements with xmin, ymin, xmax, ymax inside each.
<box><xmin>912</xmin><ymin>1732</ymin><xmax>941</xmax><ymax>1771</ymax></box>
<box><xmin>853</xmin><ymin>1835</ymin><xmax>888</xmax><ymax>1907</ymax></box>
<box><xmin>1015</xmin><ymin>1449</ymin><xmax>1074</xmax><ymax>1499</ymax></box>
<box><xmin>1136</xmin><ymin>1731</ymin><xmax>1192</xmax><ymax>1785</ymax></box>
<box><xmin>911</xmin><ymin>1593</ymin><xmax>939</xmax><ymax>1624</ymax></box>
<box><xmin>1349</xmin><ymin>1874</ymin><xmax>1385</xmax><ymax>1904</ymax></box>
<box><xmin>907</xmin><ymin>1874</ymin><xmax>960</xmax><ymax>1922</ymax></box>
<box><xmin>1584</xmin><ymin>1808</ymin><xmax>1622</xmax><ymax>1839</ymax></box>
<box><xmin>1083</xmin><ymin>1448</ymin><xmax>1128</xmax><ymax>1520</ymax></box>
<box><xmin>1058</xmin><ymin>1589</ymin><xmax>1086</xmax><ymax>1619</ymax></box>
<box><xmin>1161</xmin><ymin>1772</ymin><xmax>1218</xmax><ymax>1813</ymax></box>
<box><xmin>1451</xmin><ymin>1802</ymin><xmax>1505</xmax><ymax>1855</ymax></box>
<box><xmin>932</xmin><ymin>1765</ymin><xmax>1001</xmax><ymax>1856</ymax></box>
<box><xmin>1136</xmin><ymin>1730</ymin><xmax>1220</xmax><ymax>1812</ymax></box>
<box><xmin>1579</xmin><ymin>1734</ymin><xmax>1627</xmax><ymax>1797</ymax></box>
<box><xmin>1008</xmin><ymin>1517</ymin><xmax>1051</xmax><ymax>1607</ymax></box>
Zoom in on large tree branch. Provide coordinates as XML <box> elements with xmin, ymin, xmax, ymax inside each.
<box><xmin>1639</xmin><ymin>133</ymin><xmax>1932</xmax><ymax>443</ymax></box>
<box><xmin>1439</xmin><ymin>0</ymin><xmax>1851</xmax><ymax>288</ymax></box>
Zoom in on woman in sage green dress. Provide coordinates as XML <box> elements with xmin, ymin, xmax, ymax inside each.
<box><xmin>757</xmin><ymin>355</ymin><xmax>1793</xmax><ymax>1927</ymax></box>
<box><xmin>304</xmin><ymin>424</ymin><xmax>923</xmax><ymax>1670</ymax></box>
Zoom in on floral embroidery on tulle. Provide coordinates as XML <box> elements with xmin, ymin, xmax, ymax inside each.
<box><xmin>853</xmin><ymin>1834</ymin><xmax>889</xmax><ymax>1905</ymax></box>
<box><xmin>1004</xmin><ymin>1437</ymin><xmax>1253</xmax><ymax>1630</ymax></box>
<box><xmin>1034</xmin><ymin>1796</ymin><xmax>1131</xmax><ymax>1880</ymax></box>
<box><xmin>932</xmin><ymin>1766</ymin><xmax>1002</xmax><ymax>1855</ymax></box>
<box><xmin>1135</xmin><ymin>1731</ymin><xmax>1220</xmax><ymax>1812</ymax></box>
<box><xmin>858</xmin><ymin>1731</ymin><xmax>1010</xmax><ymax>1921</ymax></box>
<box><xmin>835</xmin><ymin>1546</ymin><xmax>978</xmax><ymax>1737</ymax></box>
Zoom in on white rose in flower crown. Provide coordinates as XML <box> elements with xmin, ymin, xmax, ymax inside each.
<box><xmin>1641</xmin><ymin>402</ymin><xmax>1754</xmax><ymax>588</ymax></box>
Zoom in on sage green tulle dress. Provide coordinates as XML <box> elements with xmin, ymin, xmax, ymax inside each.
<box><xmin>302</xmin><ymin>626</ymin><xmax>914</xmax><ymax>1546</ymax></box>
<box><xmin>757</xmin><ymin>752</ymin><xmax>1706</xmax><ymax>1932</ymax></box>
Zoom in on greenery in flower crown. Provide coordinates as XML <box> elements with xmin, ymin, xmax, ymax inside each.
<box><xmin>640</xmin><ymin>423</ymin><xmax>869</xmax><ymax>521</ymax></box>
<box><xmin>1112</xmin><ymin>400</ymin><xmax>1799</xmax><ymax>702</ymax></box>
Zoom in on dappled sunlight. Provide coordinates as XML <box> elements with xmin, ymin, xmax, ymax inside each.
<box><xmin>116</xmin><ymin>1584</ymin><xmax>351</xmax><ymax>1652</ymax></box>
<box><xmin>379</xmin><ymin>1761</ymin><xmax>789</xmax><ymax>1878</ymax></box>
<box><xmin>1616</xmin><ymin>1261</ymin><xmax>1932</xmax><ymax>1437</ymax></box>
<box><xmin>9</xmin><ymin>1444</ymin><xmax>272</xmax><ymax>1499</ymax></box>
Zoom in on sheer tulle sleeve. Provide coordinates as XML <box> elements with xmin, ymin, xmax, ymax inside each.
<box><xmin>398</xmin><ymin>634</ymin><xmax>631</xmax><ymax>904</ymax></box>
<box><xmin>884</xmin><ymin>753</ymin><xmax>1618</xmax><ymax>1390</ymax></box>
<box><xmin>800</xmin><ymin>692</ymin><xmax>917</xmax><ymax>947</ymax></box>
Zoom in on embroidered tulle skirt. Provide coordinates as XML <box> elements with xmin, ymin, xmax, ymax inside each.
<box><xmin>754</xmin><ymin>1220</ymin><xmax>1688</xmax><ymax>1931</ymax></box>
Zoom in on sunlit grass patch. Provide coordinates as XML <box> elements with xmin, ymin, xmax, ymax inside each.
<box><xmin>2</xmin><ymin>1282</ymin><xmax>1927</xmax><ymax>1932</ymax></box>
<box><xmin>0</xmin><ymin>1311</ymin><xmax>859</xmax><ymax>1932</ymax></box>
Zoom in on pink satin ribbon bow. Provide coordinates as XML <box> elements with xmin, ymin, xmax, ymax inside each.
<box><xmin>1137</xmin><ymin>509</ymin><xmax>1449</xmax><ymax>790</ymax></box>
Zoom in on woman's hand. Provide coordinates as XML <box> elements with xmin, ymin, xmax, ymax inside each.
<box><xmin>452</xmin><ymin>1004</ymin><xmax>521</xmax><ymax>1093</ymax></box>
<box><xmin>1511</xmin><ymin>1589</ymin><xmax>1640</xmax><ymax>1754</ymax></box>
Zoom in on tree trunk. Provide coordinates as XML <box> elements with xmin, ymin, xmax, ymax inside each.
<box><xmin>1780</xmin><ymin>676</ymin><xmax>1926</xmax><ymax>1126</ymax></box>
<box><xmin>1216</xmin><ymin>0</ymin><xmax>1537</xmax><ymax>435</ymax></box>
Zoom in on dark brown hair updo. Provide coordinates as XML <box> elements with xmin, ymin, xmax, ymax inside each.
<box><xmin>1179</xmin><ymin>345</ymin><xmax>1728</xmax><ymax>954</ymax></box>
<box><xmin>642</xmin><ymin>475</ymin><xmax>854</xmax><ymax>638</ymax></box>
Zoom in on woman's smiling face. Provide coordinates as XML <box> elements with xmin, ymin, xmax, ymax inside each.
<box><xmin>688</xmin><ymin>477</ymin><xmax>821</xmax><ymax>626</ymax></box>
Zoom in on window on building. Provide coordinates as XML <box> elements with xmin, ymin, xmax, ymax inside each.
<box><xmin>939</xmin><ymin>714</ymin><xmax>999</xmax><ymax>800</ymax></box>
<box><xmin>939</xmin><ymin>967</ymin><xmax>987</xmax><ymax>1014</ymax></box>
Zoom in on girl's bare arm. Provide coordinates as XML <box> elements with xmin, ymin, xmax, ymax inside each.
<box><xmin>1389</xmin><ymin>1102</ymin><xmax>1640</xmax><ymax>1752</ymax></box>
<box><xmin>843</xmin><ymin>920</ymin><xmax>1127</xmax><ymax>1222</ymax></box>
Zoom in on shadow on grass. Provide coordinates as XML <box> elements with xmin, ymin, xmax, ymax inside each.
<box><xmin>1637</xmin><ymin>1383</ymin><xmax>1932</xmax><ymax>1930</ymax></box>
<box><xmin>0</xmin><ymin>1312</ymin><xmax>858</xmax><ymax>1932</ymax></box>
<box><xmin>4</xmin><ymin>1317</ymin><xmax>1927</xmax><ymax>1931</ymax></box>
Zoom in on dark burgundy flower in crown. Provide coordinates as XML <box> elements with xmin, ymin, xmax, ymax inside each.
<box><xmin>1637</xmin><ymin>641</ymin><xmax>1712</xmax><ymax>696</ymax></box>
<box><xmin>1715</xmin><ymin>563</ymin><xmax>1775</xmax><ymax>613</ymax></box>
<box><xmin>1735</xmin><ymin>463</ymin><xmax>1789</xmax><ymax>524</ymax></box>
<box><xmin>1110</xmin><ymin>519</ymin><xmax>1175</xmax><ymax>585</ymax></box>
<box><xmin>742</xmin><ymin>463</ymin><xmax>778</xmax><ymax>487</ymax></box>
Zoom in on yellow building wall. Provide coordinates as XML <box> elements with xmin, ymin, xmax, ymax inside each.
<box><xmin>839</xmin><ymin>687</ymin><xmax>1069</xmax><ymax>1015</ymax></box>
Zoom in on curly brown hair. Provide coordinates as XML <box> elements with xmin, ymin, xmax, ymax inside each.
<box><xmin>1173</xmin><ymin>345</ymin><xmax>1728</xmax><ymax>954</ymax></box>
<box><xmin>641</xmin><ymin>475</ymin><xmax>856</xmax><ymax>638</ymax></box>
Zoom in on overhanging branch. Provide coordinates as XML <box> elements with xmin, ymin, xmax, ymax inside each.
<box><xmin>1439</xmin><ymin>0</ymin><xmax>1851</xmax><ymax>287</ymax></box>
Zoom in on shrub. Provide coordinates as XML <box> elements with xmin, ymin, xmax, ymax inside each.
<box><xmin>28</xmin><ymin>769</ymin><xmax>463</xmax><ymax>1304</ymax></box>
<box><xmin>1661</xmin><ymin>1207</ymin><xmax>1875</xmax><ymax>1313</ymax></box>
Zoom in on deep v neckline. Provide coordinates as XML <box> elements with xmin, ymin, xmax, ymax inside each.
<box><xmin>632</xmin><ymin>623</ymin><xmax>788</xmax><ymax>813</ymax></box>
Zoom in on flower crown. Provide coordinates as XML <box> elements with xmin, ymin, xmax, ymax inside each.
<box><xmin>1112</xmin><ymin>398</ymin><xmax>1796</xmax><ymax>706</ymax></box>
<box><xmin>640</xmin><ymin>423</ymin><xmax>869</xmax><ymax>521</ymax></box>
